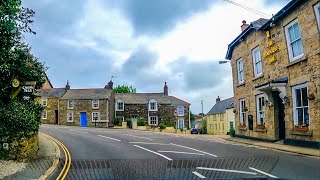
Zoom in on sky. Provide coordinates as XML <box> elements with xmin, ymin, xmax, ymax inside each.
<box><xmin>22</xmin><ymin>0</ymin><xmax>290</xmax><ymax>114</ymax></box>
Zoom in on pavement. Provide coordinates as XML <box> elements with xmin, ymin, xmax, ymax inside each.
<box><xmin>40</xmin><ymin>124</ymin><xmax>320</xmax><ymax>179</ymax></box>
<box><xmin>3</xmin><ymin>133</ymin><xmax>60</xmax><ymax>180</ymax></box>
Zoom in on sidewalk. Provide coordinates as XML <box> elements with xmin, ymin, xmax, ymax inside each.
<box><xmin>2</xmin><ymin>133</ymin><xmax>60</xmax><ymax>180</ymax></box>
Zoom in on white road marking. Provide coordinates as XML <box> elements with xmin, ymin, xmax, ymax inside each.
<box><xmin>192</xmin><ymin>171</ymin><xmax>206</xmax><ymax>179</ymax></box>
<box><xmin>69</xmin><ymin>130</ymin><xmax>88</xmax><ymax>134</ymax></box>
<box><xmin>125</xmin><ymin>134</ymin><xmax>153</xmax><ymax>140</ymax></box>
<box><xmin>133</xmin><ymin>145</ymin><xmax>172</xmax><ymax>161</ymax></box>
<box><xmin>97</xmin><ymin>135</ymin><xmax>121</xmax><ymax>142</ymax></box>
<box><xmin>158</xmin><ymin>151</ymin><xmax>205</xmax><ymax>156</ymax></box>
<box><xmin>197</xmin><ymin>167</ymin><xmax>257</xmax><ymax>175</ymax></box>
<box><xmin>249</xmin><ymin>167</ymin><xmax>279</xmax><ymax>178</ymax></box>
<box><xmin>170</xmin><ymin>143</ymin><xmax>218</xmax><ymax>157</ymax></box>
<box><xmin>129</xmin><ymin>142</ymin><xmax>170</xmax><ymax>145</ymax></box>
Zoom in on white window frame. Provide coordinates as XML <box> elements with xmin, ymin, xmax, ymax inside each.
<box><xmin>252</xmin><ymin>47</ymin><xmax>263</xmax><ymax>77</ymax></box>
<box><xmin>92</xmin><ymin>112</ymin><xmax>100</xmax><ymax>122</ymax></box>
<box><xmin>41</xmin><ymin>110</ymin><xmax>47</xmax><ymax>119</ymax></box>
<box><xmin>67</xmin><ymin>100</ymin><xmax>74</xmax><ymax>109</ymax></box>
<box><xmin>237</xmin><ymin>58</ymin><xmax>244</xmax><ymax>84</ymax></box>
<box><xmin>92</xmin><ymin>99</ymin><xmax>99</xmax><ymax>109</ymax></box>
<box><xmin>284</xmin><ymin>19</ymin><xmax>304</xmax><ymax>61</ymax></box>
<box><xmin>176</xmin><ymin>119</ymin><xmax>184</xmax><ymax>129</ymax></box>
<box><xmin>67</xmin><ymin>112</ymin><xmax>73</xmax><ymax>122</ymax></box>
<box><xmin>314</xmin><ymin>2</ymin><xmax>320</xmax><ymax>31</ymax></box>
<box><xmin>256</xmin><ymin>94</ymin><xmax>266</xmax><ymax>125</ymax></box>
<box><xmin>292</xmin><ymin>83</ymin><xmax>309</xmax><ymax>126</ymax></box>
<box><xmin>149</xmin><ymin>99</ymin><xmax>158</xmax><ymax>111</ymax></box>
<box><xmin>149</xmin><ymin>116</ymin><xmax>158</xmax><ymax>125</ymax></box>
<box><xmin>177</xmin><ymin>106</ymin><xmax>184</xmax><ymax>116</ymax></box>
<box><xmin>115</xmin><ymin>99</ymin><xmax>124</xmax><ymax>111</ymax></box>
<box><xmin>42</xmin><ymin>98</ymin><xmax>47</xmax><ymax>106</ymax></box>
<box><xmin>239</xmin><ymin>99</ymin><xmax>246</xmax><ymax>125</ymax></box>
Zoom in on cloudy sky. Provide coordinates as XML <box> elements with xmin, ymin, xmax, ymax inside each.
<box><xmin>22</xmin><ymin>0</ymin><xmax>289</xmax><ymax>114</ymax></box>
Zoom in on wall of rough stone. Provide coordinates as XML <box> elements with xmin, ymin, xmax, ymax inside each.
<box><xmin>231</xmin><ymin>0</ymin><xmax>320</xmax><ymax>141</ymax></box>
<box><xmin>41</xmin><ymin>98</ymin><xmax>59</xmax><ymax>124</ymax></box>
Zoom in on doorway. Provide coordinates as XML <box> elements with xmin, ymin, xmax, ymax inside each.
<box><xmin>274</xmin><ymin>91</ymin><xmax>285</xmax><ymax>140</ymax></box>
<box><xmin>55</xmin><ymin>110</ymin><xmax>58</xmax><ymax>124</ymax></box>
<box><xmin>80</xmin><ymin>112</ymin><xmax>87</xmax><ymax>127</ymax></box>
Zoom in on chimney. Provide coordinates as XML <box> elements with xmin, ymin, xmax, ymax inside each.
<box><xmin>216</xmin><ymin>96</ymin><xmax>221</xmax><ymax>103</ymax></box>
<box><xmin>241</xmin><ymin>20</ymin><xmax>249</xmax><ymax>32</ymax></box>
<box><xmin>108</xmin><ymin>80</ymin><xmax>113</xmax><ymax>89</ymax></box>
<box><xmin>164</xmin><ymin>82</ymin><xmax>168</xmax><ymax>96</ymax></box>
<box><xmin>65</xmin><ymin>80</ymin><xmax>70</xmax><ymax>90</ymax></box>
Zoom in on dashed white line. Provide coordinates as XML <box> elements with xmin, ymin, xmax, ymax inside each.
<box><xmin>192</xmin><ymin>171</ymin><xmax>206</xmax><ymax>179</ymax></box>
<box><xmin>249</xmin><ymin>167</ymin><xmax>279</xmax><ymax>178</ymax></box>
<box><xmin>125</xmin><ymin>134</ymin><xmax>153</xmax><ymax>140</ymax></box>
<box><xmin>197</xmin><ymin>167</ymin><xmax>257</xmax><ymax>175</ymax></box>
<box><xmin>133</xmin><ymin>145</ymin><xmax>172</xmax><ymax>161</ymax></box>
<box><xmin>97</xmin><ymin>135</ymin><xmax>121</xmax><ymax>141</ymax></box>
<box><xmin>170</xmin><ymin>143</ymin><xmax>218</xmax><ymax>157</ymax></box>
<box><xmin>158</xmin><ymin>151</ymin><xmax>205</xmax><ymax>156</ymax></box>
<box><xmin>69</xmin><ymin>130</ymin><xmax>88</xmax><ymax>134</ymax></box>
<box><xmin>129</xmin><ymin>142</ymin><xmax>170</xmax><ymax>145</ymax></box>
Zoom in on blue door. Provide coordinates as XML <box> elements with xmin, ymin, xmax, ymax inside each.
<box><xmin>80</xmin><ymin>112</ymin><xmax>87</xmax><ymax>127</ymax></box>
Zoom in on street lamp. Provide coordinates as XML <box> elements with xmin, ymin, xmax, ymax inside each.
<box><xmin>218</xmin><ymin>60</ymin><xmax>230</xmax><ymax>64</ymax></box>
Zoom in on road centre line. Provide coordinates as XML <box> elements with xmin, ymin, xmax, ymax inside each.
<box><xmin>170</xmin><ymin>143</ymin><xmax>218</xmax><ymax>157</ymax></box>
<box><xmin>133</xmin><ymin>145</ymin><xmax>172</xmax><ymax>161</ymax></box>
<box><xmin>129</xmin><ymin>142</ymin><xmax>170</xmax><ymax>145</ymax></box>
<box><xmin>192</xmin><ymin>171</ymin><xmax>206</xmax><ymax>179</ymax></box>
<box><xmin>97</xmin><ymin>135</ymin><xmax>121</xmax><ymax>141</ymax></box>
<box><xmin>158</xmin><ymin>151</ymin><xmax>205</xmax><ymax>155</ymax></box>
<box><xmin>249</xmin><ymin>167</ymin><xmax>279</xmax><ymax>178</ymax></box>
<box><xmin>196</xmin><ymin>167</ymin><xmax>257</xmax><ymax>175</ymax></box>
<box><xmin>124</xmin><ymin>134</ymin><xmax>153</xmax><ymax>140</ymax></box>
<box><xmin>69</xmin><ymin>129</ymin><xmax>88</xmax><ymax>134</ymax></box>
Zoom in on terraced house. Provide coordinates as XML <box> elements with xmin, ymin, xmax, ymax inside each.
<box><xmin>226</xmin><ymin>0</ymin><xmax>320</xmax><ymax>148</ymax></box>
<box><xmin>115</xmin><ymin>82</ymin><xmax>191</xmax><ymax>128</ymax></box>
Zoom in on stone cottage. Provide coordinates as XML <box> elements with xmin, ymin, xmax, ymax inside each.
<box><xmin>226</xmin><ymin>0</ymin><xmax>320</xmax><ymax>148</ymax></box>
<box><xmin>115</xmin><ymin>82</ymin><xmax>191</xmax><ymax>128</ymax></box>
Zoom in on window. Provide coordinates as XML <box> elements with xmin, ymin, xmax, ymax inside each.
<box><xmin>177</xmin><ymin>119</ymin><xmax>184</xmax><ymax>129</ymax></box>
<box><xmin>116</xmin><ymin>99</ymin><xmax>124</xmax><ymax>111</ymax></box>
<box><xmin>92</xmin><ymin>99</ymin><xmax>99</xmax><ymax>109</ymax></box>
<box><xmin>177</xmin><ymin>106</ymin><xmax>184</xmax><ymax>116</ymax></box>
<box><xmin>284</xmin><ymin>19</ymin><xmax>304</xmax><ymax>61</ymax></box>
<box><xmin>42</xmin><ymin>98</ymin><xmax>47</xmax><ymax>106</ymax></box>
<box><xmin>252</xmin><ymin>47</ymin><xmax>262</xmax><ymax>77</ymax></box>
<box><xmin>256</xmin><ymin>94</ymin><xmax>266</xmax><ymax>125</ymax></box>
<box><xmin>149</xmin><ymin>99</ymin><xmax>158</xmax><ymax>111</ymax></box>
<box><xmin>67</xmin><ymin>100</ymin><xmax>74</xmax><ymax>109</ymax></box>
<box><xmin>149</xmin><ymin>116</ymin><xmax>158</xmax><ymax>125</ymax></box>
<box><xmin>41</xmin><ymin>110</ymin><xmax>47</xmax><ymax>119</ymax></box>
<box><xmin>215</xmin><ymin>124</ymin><xmax>217</xmax><ymax>130</ymax></box>
<box><xmin>237</xmin><ymin>58</ymin><xmax>244</xmax><ymax>84</ymax></box>
<box><xmin>67</xmin><ymin>112</ymin><xmax>73</xmax><ymax>122</ymax></box>
<box><xmin>292</xmin><ymin>84</ymin><xmax>309</xmax><ymax>126</ymax></box>
<box><xmin>314</xmin><ymin>2</ymin><xmax>320</xmax><ymax>31</ymax></box>
<box><xmin>239</xmin><ymin>99</ymin><xmax>246</xmax><ymax>125</ymax></box>
<box><xmin>92</xmin><ymin>112</ymin><xmax>100</xmax><ymax>122</ymax></box>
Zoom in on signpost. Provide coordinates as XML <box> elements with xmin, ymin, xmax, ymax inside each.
<box><xmin>10</xmin><ymin>79</ymin><xmax>36</xmax><ymax>100</ymax></box>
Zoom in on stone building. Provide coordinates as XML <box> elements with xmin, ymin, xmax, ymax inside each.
<box><xmin>206</xmin><ymin>97</ymin><xmax>234</xmax><ymax>135</ymax></box>
<box><xmin>226</xmin><ymin>0</ymin><xmax>320</xmax><ymax>148</ymax></box>
<box><xmin>115</xmin><ymin>82</ymin><xmax>191</xmax><ymax>128</ymax></box>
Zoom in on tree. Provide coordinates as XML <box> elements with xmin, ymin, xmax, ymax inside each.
<box><xmin>113</xmin><ymin>84</ymin><xmax>136</xmax><ymax>93</ymax></box>
<box><xmin>190</xmin><ymin>111</ymin><xmax>195</xmax><ymax>121</ymax></box>
<box><xmin>0</xmin><ymin>0</ymin><xmax>46</xmax><ymax>142</ymax></box>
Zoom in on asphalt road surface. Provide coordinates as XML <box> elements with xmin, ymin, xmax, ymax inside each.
<box><xmin>40</xmin><ymin>124</ymin><xmax>320</xmax><ymax>180</ymax></box>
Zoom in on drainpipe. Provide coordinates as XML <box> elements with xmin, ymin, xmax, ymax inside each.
<box><xmin>188</xmin><ymin>106</ymin><xmax>191</xmax><ymax>129</ymax></box>
<box><xmin>58</xmin><ymin>98</ymin><xmax>60</xmax><ymax>125</ymax></box>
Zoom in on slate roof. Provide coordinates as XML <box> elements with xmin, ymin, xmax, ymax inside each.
<box><xmin>60</xmin><ymin>88</ymin><xmax>112</xmax><ymax>100</ymax></box>
<box><xmin>35</xmin><ymin>88</ymin><xmax>66</xmax><ymax>98</ymax></box>
<box><xmin>115</xmin><ymin>93</ymin><xmax>171</xmax><ymax>104</ymax></box>
<box><xmin>169</xmin><ymin>96</ymin><xmax>191</xmax><ymax>106</ymax></box>
<box><xmin>207</xmin><ymin>97</ymin><xmax>234</xmax><ymax>115</ymax></box>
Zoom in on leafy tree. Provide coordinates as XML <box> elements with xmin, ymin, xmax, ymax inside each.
<box><xmin>0</xmin><ymin>0</ymin><xmax>46</xmax><ymax>141</ymax></box>
<box><xmin>113</xmin><ymin>84</ymin><xmax>136</xmax><ymax>93</ymax></box>
<box><xmin>190</xmin><ymin>111</ymin><xmax>195</xmax><ymax>121</ymax></box>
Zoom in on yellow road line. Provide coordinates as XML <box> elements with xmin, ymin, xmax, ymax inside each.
<box><xmin>41</xmin><ymin>133</ymin><xmax>71</xmax><ymax>180</ymax></box>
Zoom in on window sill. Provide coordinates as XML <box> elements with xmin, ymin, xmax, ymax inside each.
<box><xmin>285</xmin><ymin>55</ymin><xmax>308</xmax><ymax>68</ymax></box>
<box><xmin>290</xmin><ymin>129</ymin><xmax>313</xmax><ymax>136</ymax></box>
<box><xmin>293</xmin><ymin>126</ymin><xmax>309</xmax><ymax>132</ymax></box>
<box><xmin>237</xmin><ymin>82</ymin><xmax>245</xmax><ymax>87</ymax></box>
<box><xmin>254</xmin><ymin>128</ymin><xmax>267</xmax><ymax>133</ymax></box>
<box><xmin>238</xmin><ymin>124</ymin><xmax>247</xmax><ymax>131</ymax></box>
<box><xmin>252</xmin><ymin>75</ymin><xmax>263</xmax><ymax>81</ymax></box>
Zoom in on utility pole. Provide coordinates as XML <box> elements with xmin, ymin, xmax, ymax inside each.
<box><xmin>201</xmin><ymin>100</ymin><xmax>204</xmax><ymax>121</ymax></box>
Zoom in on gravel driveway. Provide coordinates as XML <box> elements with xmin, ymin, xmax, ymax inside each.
<box><xmin>0</xmin><ymin>160</ymin><xmax>27</xmax><ymax>179</ymax></box>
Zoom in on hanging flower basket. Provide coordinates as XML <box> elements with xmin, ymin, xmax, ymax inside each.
<box><xmin>294</xmin><ymin>126</ymin><xmax>309</xmax><ymax>132</ymax></box>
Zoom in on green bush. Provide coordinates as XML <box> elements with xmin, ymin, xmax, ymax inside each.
<box><xmin>163</xmin><ymin>120</ymin><xmax>175</xmax><ymax>127</ymax></box>
<box><xmin>0</xmin><ymin>101</ymin><xmax>43</xmax><ymax>141</ymax></box>
<box><xmin>159</xmin><ymin>122</ymin><xmax>166</xmax><ymax>130</ymax></box>
<box><xmin>229</xmin><ymin>128</ymin><xmax>236</xmax><ymax>137</ymax></box>
<box><xmin>179</xmin><ymin>128</ymin><xmax>183</xmax><ymax>132</ymax></box>
<box><xmin>137</xmin><ymin>119</ymin><xmax>146</xmax><ymax>126</ymax></box>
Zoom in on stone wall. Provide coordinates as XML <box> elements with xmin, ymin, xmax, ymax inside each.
<box><xmin>172</xmin><ymin>105</ymin><xmax>190</xmax><ymax>128</ymax></box>
<box><xmin>59</xmin><ymin>99</ymin><xmax>110</xmax><ymax>127</ymax></box>
<box><xmin>207</xmin><ymin>113</ymin><xmax>227</xmax><ymax>135</ymax></box>
<box><xmin>42</xmin><ymin>98</ymin><xmax>58</xmax><ymax>124</ymax></box>
<box><xmin>231</xmin><ymin>0</ymin><xmax>320</xmax><ymax>142</ymax></box>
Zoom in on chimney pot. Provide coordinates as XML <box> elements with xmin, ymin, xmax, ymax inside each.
<box><xmin>241</xmin><ymin>20</ymin><xmax>249</xmax><ymax>32</ymax></box>
<box><xmin>65</xmin><ymin>80</ymin><xmax>70</xmax><ymax>90</ymax></box>
<box><xmin>164</xmin><ymin>82</ymin><xmax>168</xmax><ymax>96</ymax></box>
<box><xmin>216</xmin><ymin>96</ymin><xmax>221</xmax><ymax>103</ymax></box>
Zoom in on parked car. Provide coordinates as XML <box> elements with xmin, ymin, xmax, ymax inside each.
<box><xmin>190</xmin><ymin>128</ymin><xmax>199</xmax><ymax>134</ymax></box>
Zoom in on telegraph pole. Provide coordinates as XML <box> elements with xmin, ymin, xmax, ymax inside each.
<box><xmin>201</xmin><ymin>100</ymin><xmax>204</xmax><ymax>121</ymax></box>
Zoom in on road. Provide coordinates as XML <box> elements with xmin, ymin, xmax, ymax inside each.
<box><xmin>40</xmin><ymin>124</ymin><xmax>320</xmax><ymax>179</ymax></box>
